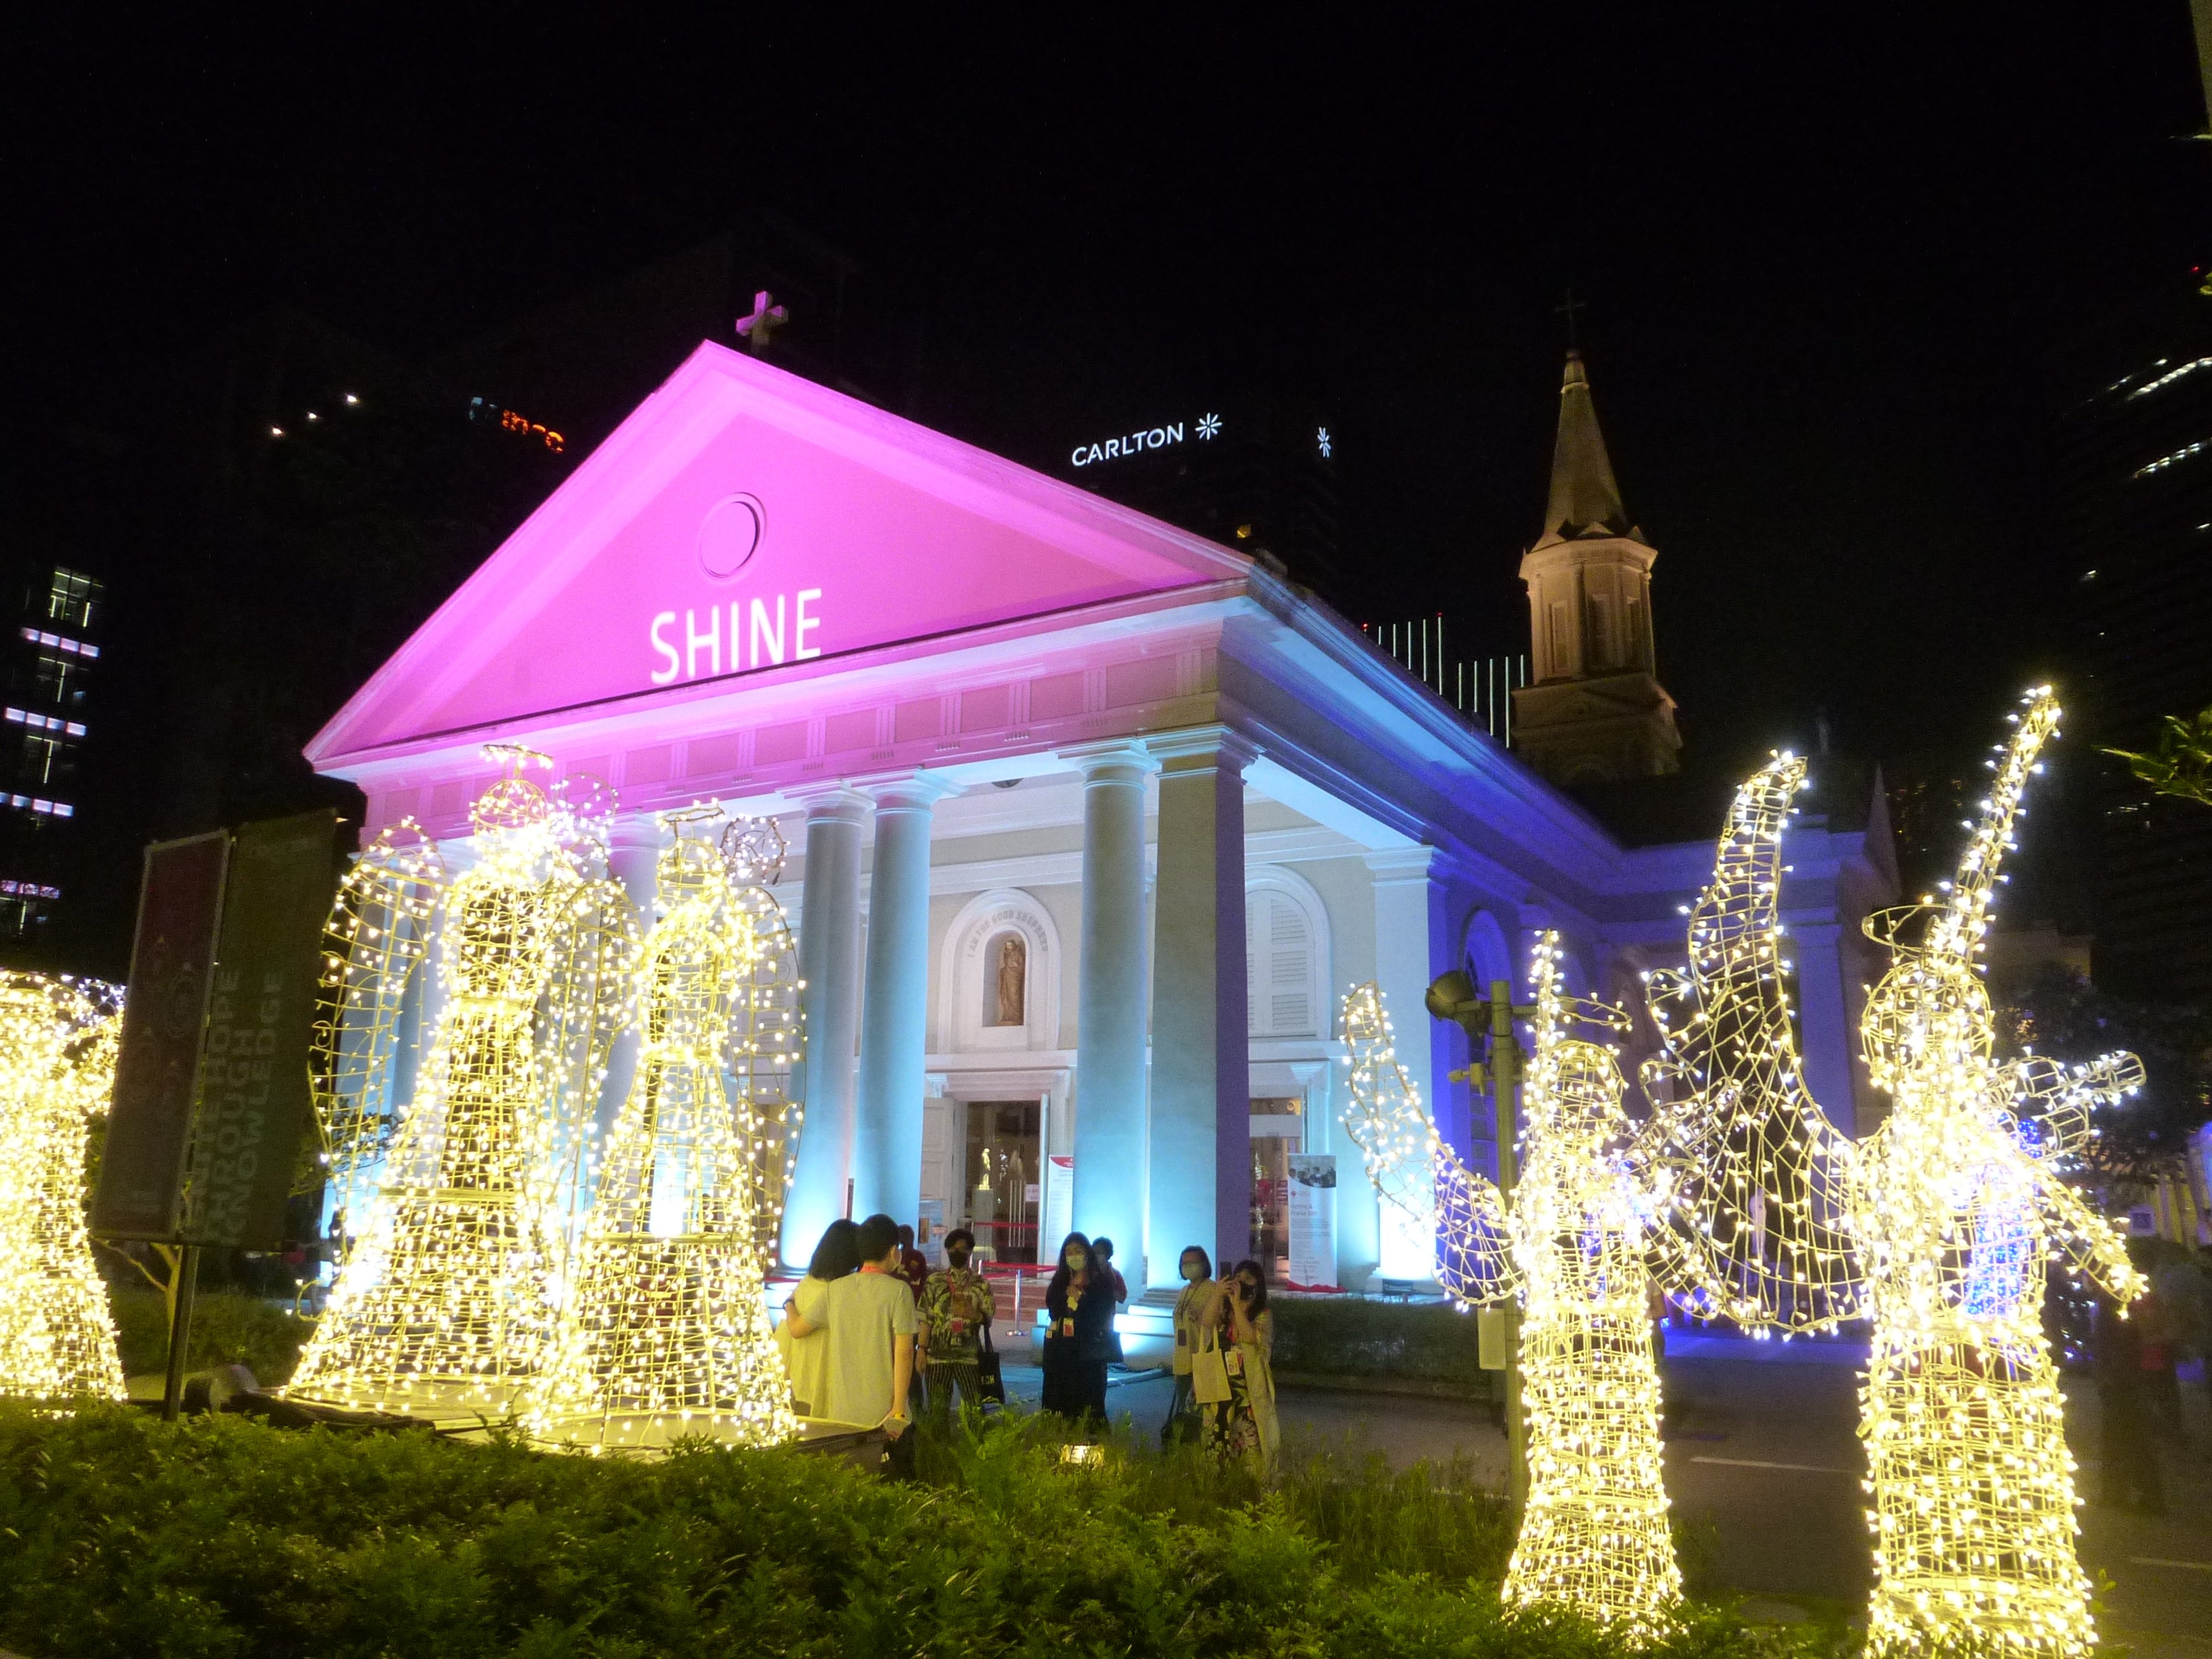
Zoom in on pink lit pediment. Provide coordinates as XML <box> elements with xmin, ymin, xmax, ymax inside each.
<box><xmin>308</xmin><ymin>342</ymin><xmax>1248</xmax><ymax>765</ymax></box>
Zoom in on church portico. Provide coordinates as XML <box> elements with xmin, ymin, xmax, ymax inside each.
<box><xmin>309</xmin><ymin>339</ymin><xmax>1892</xmax><ymax>1302</ymax></box>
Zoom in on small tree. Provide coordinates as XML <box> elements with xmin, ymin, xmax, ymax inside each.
<box><xmin>1996</xmin><ymin>964</ymin><xmax>2212</xmax><ymax>1184</ymax></box>
<box><xmin>2104</xmin><ymin>703</ymin><xmax>2212</xmax><ymax>808</ymax></box>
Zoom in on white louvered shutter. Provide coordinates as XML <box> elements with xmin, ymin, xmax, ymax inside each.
<box><xmin>1246</xmin><ymin>890</ymin><xmax>1316</xmax><ymax>1038</ymax></box>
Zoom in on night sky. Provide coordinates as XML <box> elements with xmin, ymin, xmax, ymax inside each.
<box><xmin>6</xmin><ymin>7</ymin><xmax>2208</xmax><ymax>831</ymax></box>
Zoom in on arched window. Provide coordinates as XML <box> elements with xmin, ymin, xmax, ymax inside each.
<box><xmin>937</xmin><ymin>889</ymin><xmax>1061</xmax><ymax>1053</ymax></box>
<box><xmin>1246</xmin><ymin>870</ymin><xmax>1331</xmax><ymax>1040</ymax></box>
<box><xmin>1463</xmin><ymin>908</ymin><xmax>1512</xmax><ymax>992</ymax></box>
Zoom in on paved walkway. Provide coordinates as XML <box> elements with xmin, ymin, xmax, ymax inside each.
<box><xmin>987</xmin><ymin>1333</ymin><xmax>2212</xmax><ymax>1654</ymax></box>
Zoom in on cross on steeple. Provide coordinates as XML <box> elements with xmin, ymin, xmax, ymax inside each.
<box><xmin>736</xmin><ymin>289</ymin><xmax>789</xmax><ymax>354</ymax></box>
<box><xmin>1554</xmin><ymin>289</ymin><xmax>1587</xmax><ymax>350</ymax></box>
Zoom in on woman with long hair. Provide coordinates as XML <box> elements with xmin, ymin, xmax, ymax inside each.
<box><xmin>776</xmin><ymin>1218</ymin><xmax>862</xmax><ymax>1417</ymax></box>
<box><xmin>1202</xmin><ymin>1258</ymin><xmax>1279</xmax><ymax>1470</ymax></box>
<box><xmin>1041</xmin><ymin>1230</ymin><xmax>1115</xmax><ymax>1421</ymax></box>
<box><xmin>1162</xmin><ymin>1244</ymin><xmax>1215</xmax><ymax>1442</ymax></box>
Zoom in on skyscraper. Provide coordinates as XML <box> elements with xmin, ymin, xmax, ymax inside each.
<box><xmin>2057</xmin><ymin>279</ymin><xmax>2212</xmax><ymax>998</ymax></box>
<box><xmin>0</xmin><ymin>565</ymin><xmax>101</xmax><ymax>941</ymax></box>
<box><xmin>1052</xmin><ymin>397</ymin><xmax>1341</xmax><ymax>596</ymax></box>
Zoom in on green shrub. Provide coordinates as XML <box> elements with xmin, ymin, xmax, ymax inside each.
<box><xmin>108</xmin><ymin>1290</ymin><xmax>312</xmax><ymax>1385</ymax></box>
<box><xmin>0</xmin><ymin>1403</ymin><xmax>1848</xmax><ymax>1659</ymax></box>
<box><xmin>1271</xmin><ymin>1296</ymin><xmax>1491</xmax><ymax>1389</ymax></box>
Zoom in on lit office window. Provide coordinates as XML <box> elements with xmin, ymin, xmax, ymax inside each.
<box><xmin>45</xmin><ymin>568</ymin><xmax>98</xmax><ymax>631</ymax></box>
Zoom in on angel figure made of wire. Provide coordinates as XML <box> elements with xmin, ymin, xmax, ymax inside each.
<box><xmin>290</xmin><ymin>747</ymin><xmax>638</xmax><ymax>1417</ymax></box>
<box><xmin>1635</xmin><ymin>689</ymin><xmax>2144</xmax><ymax>1658</ymax></box>
<box><xmin>1340</xmin><ymin>938</ymin><xmax>1681</xmax><ymax>1641</ymax></box>
<box><xmin>0</xmin><ymin>973</ymin><xmax>126</xmax><ymax>1401</ymax></box>
<box><xmin>525</xmin><ymin>807</ymin><xmax>801</xmax><ymax>1451</ymax></box>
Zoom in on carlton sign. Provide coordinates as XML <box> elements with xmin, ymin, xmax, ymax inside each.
<box><xmin>1069</xmin><ymin>411</ymin><xmax>1220</xmax><ymax>469</ymax></box>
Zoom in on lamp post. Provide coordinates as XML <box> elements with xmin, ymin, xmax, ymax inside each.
<box><xmin>1426</xmin><ymin>970</ymin><xmax>1532</xmax><ymax>1507</ymax></box>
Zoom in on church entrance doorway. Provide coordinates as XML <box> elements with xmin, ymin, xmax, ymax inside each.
<box><xmin>1249</xmin><ymin>1095</ymin><xmax>1304</xmax><ymax>1280</ymax></box>
<box><xmin>962</xmin><ymin>1100</ymin><xmax>1041</xmax><ymax>1265</ymax></box>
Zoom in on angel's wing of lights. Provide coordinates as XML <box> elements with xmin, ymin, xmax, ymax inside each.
<box><xmin>1633</xmin><ymin>753</ymin><xmax>1868</xmax><ymax>1332</ymax></box>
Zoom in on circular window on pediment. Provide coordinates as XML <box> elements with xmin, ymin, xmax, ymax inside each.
<box><xmin>697</xmin><ymin>493</ymin><xmax>765</xmax><ymax>581</ymax></box>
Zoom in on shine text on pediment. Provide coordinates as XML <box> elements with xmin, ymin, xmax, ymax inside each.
<box><xmin>311</xmin><ymin>343</ymin><xmax>1248</xmax><ymax>768</ymax></box>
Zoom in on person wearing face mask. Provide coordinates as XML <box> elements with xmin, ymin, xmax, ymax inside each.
<box><xmin>1203</xmin><ymin>1259</ymin><xmax>1279</xmax><ymax>1471</ymax></box>
<box><xmin>1162</xmin><ymin>1245</ymin><xmax>1215</xmax><ymax>1444</ymax></box>
<box><xmin>917</xmin><ymin>1227</ymin><xmax>997</xmax><ymax>1428</ymax></box>
<box><xmin>1041</xmin><ymin>1231</ymin><xmax>1114</xmax><ymax>1422</ymax></box>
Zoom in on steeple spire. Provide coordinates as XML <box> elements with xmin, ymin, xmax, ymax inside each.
<box><xmin>1540</xmin><ymin>351</ymin><xmax>1637</xmax><ymax>546</ymax></box>
<box><xmin>1512</xmin><ymin>342</ymin><xmax>1679</xmax><ymax>784</ymax></box>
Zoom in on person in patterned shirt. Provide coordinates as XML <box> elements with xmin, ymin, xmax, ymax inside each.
<box><xmin>918</xmin><ymin>1228</ymin><xmax>997</xmax><ymax>1427</ymax></box>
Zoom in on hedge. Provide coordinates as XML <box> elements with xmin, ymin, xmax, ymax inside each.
<box><xmin>0</xmin><ymin>1403</ymin><xmax>1851</xmax><ymax>1659</ymax></box>
<box><xmin>1270</xmin><ymin>1296</ymin><xmax>1493</xmax><ymax>1391</ymax></box>
<box><xmin>108</xmin><ymin>1290</ymin><xmax>312</xmax><ymax>1386</ymax></box>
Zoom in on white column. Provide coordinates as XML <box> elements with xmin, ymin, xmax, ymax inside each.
<box><xmin>1788</xmin><ymin>921</ymin><xmax>1859</xmax><ymax>1136</ymax></box>
<box><xmin>1366</xmin><ymin>845</ymin><xmax>1446</xmax><ymax>1282</ymax></box>
<box><xmin>1064</xmin><ymin>740</ymin><xmax>1155</xmax><ymax>1291</ymax></box>
<box><xmin>592</xmin><ymin>813</ymin><xmax>662</xmax><ymax>1144</ymax></box>
<box><xmin>1146</xmin><ymin>728</ymin><xmax>1253</xmax><ymax>1279</ymax></box>
<box><xmin>851</xmin><ymin>774</ymin><xmax>956</xmax><ymax>1227</ymax></box>
<box><xmin>780</xmin><ymin>788</ymin><xmax>869</xmax><ymax>1267</ymax></box>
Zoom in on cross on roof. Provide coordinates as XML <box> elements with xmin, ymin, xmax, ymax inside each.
<box><xmin>736</xmin><ymin>289</ymin><xmax>789</xmax><ymax>353</ymax></box>
<box><xmin>1554</xmin><ymin>289</ymin><xmax>1587</xmax><ymax>349</ymax></box>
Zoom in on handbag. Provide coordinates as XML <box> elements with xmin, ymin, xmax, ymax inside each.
<box><xmin>1191</xmin><ymin>1323</ymin><xmax>1233</xmax><ymax>1406</ymax></box>
<box><xmin>975</xmin><ymin>1310</ymin><xmax>1006</xmax><ymax>1407</ymax></box>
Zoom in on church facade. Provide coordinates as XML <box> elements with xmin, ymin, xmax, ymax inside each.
<box><xmin>309</xmin><ymin>340</ymin><xmax>1891</xmax><ymax>1298</ymax></box>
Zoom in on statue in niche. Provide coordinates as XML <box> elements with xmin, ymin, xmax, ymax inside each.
<box><xmin>992</xmin><ymin>933</ymin><xmax>1025</xmax><ymax>1026</ymax></box>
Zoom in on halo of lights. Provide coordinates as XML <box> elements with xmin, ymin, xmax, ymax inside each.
<box><xmin>525</xmin><ymin>810</ymin><xmax>800</xmax><ymax>1451</ymax></box>
<box><xmin>1341</xmin><ymin>951</ymin><xmax>1680</xmax><ymax>1640</ymax></box>
<box><xmin>0</xmin><ymin>973</ymin><xmax>125</xmax><ymax>1401</ymax></box>
<box><xmin>290</xmin><ymin>748</ymin><xmax>638</xmax><ymax>1415</ymax></box>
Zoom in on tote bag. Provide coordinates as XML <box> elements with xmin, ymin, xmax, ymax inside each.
<box><xmin>1191</xmin><ymin>1323</ymin><xmax>1233</xmax><ymax>1406</ymax></box>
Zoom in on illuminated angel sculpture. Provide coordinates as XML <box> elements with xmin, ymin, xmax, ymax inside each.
<box><xmin>1639</xmin><ymin>688</ymin><xmax>2144</xmax><ymax>1658</ymax></box>
<box><xmin>526</xmin><ymin>808</ymin><xmax>801</xmax><ymax>1450</ymax></box>
<box><xmin>1634</xmin><ymin>748</ymin><xmax>1864</xmax><ymax>1334</ymax></box>
<box><xmin>0</xmin><ymin>973</ymin><xmax>126</xmax><ymax>1401</ymax></box>
<box><xmin>718</xmin><ymin>816</ymin><xmax>806</xmax><ymax>1262</ymax></box>
<box><xmin>311</xmin><ymin>817</ymin><xmax>445</xmax><ymax>1277</ymax></box>
<box><xmin>291</xmin><ymin>747</ymin><xmax>637</xmax><ymax>1415</ymax></box>
<box><xmin>1341</xmin><ymin>951</ymin><xmax>1681</xmax><ymax>1640</ymax></box>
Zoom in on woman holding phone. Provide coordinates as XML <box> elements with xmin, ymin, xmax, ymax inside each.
<box><xmin>1203</xmin><ymin>1258</ymin><xmax>1279</xmax><ymax>1470</ymax></box>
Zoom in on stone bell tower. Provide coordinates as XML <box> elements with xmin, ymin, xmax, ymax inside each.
<box><xmin>1509</xmin><ymin>350</ymin><xmax>1682</xmax><ymax>784</ymax></box>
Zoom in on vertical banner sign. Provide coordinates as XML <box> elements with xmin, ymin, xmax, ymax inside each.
<box><xmin>1285</xmin><ymin>1153</ymin><xmax>1338</xmax><ymax>1290</ymax></box>
<box><xmin>1042</xmin><ymin>1154</ymin><xmax>1074</xmax><ymax>1261</ymax></box>
<box><xmin>91</xmin><ymin>832</ymin><xmax>229</xmax><ymax>1239</ymax></box>
<box><xmin>185</xmin><ymin>810</ymin><xmax>337</xmax><ymax>1251</ymax></box>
